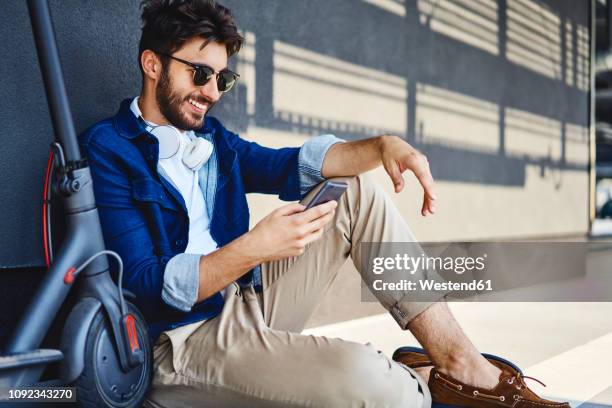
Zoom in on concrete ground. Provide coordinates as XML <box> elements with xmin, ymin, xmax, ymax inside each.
<box><xmin>302</xmin><ymin>241</ymin><xmax>612</xmax><ymax>407</ymax></box>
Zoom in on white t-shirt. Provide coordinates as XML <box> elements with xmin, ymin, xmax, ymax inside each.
<box><xmin>130</xmin><ymin>97</ymin><xmax>218</xmax><ymax>256</ymax></box>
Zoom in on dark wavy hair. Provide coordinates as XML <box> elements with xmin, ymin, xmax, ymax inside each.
<box><xmin>138</xmin><ymin>0</ymin><xmax>244</xmax><ymax>74</ymax></box>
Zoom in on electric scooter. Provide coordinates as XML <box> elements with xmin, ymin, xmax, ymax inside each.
<box><xmin>0</xmin><ymin>1</ymin><xmax>152</xmax><ymax>406</ymax></box>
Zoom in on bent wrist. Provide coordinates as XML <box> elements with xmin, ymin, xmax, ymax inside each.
<box><xmin>378</xmin><ymin>134</ymin><xmax>399</xmax><ymax>154</ymax></box>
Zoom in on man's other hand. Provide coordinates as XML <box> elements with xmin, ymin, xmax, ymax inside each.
<box><xmin>379</xmin><ymin>135</ymin><xmax>437</xmax><ymax>217</ymax></box>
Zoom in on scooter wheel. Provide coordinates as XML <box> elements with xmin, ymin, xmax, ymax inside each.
<box><xmin>74</xmin><ymin>301</ymin><xmax>152</xmax><ymax>407</ymax></box>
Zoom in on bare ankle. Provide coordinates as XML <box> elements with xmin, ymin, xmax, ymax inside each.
<box><xmin>438</xmin><ymin>353</ymin><xmax>501</xmax><ymax>390</ymax></box>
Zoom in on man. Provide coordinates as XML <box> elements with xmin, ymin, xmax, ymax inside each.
<box><xmin>79</xmin><ymin>0</ymin><xmax>570</xmax><ymax>406</ymax></box>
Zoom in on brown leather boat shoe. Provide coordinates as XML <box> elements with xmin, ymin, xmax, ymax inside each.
<box><xmin>429</xmin><ymin>367</ymin><xmax>570</xmax><ymax>407</ymax></box>
<box><xmin>393</xmin><ymin>346</ymin><xmax>570</xmax><ymax>408</ymax></box>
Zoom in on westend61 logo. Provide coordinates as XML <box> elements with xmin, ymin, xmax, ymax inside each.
<box><xmin>369</xmin><ymin>251</ymin><xmax>492</xmax><ymax>294</ymax></box>
<box><xmin>362</xmin><ymin>242</ymin><xmax>598</xmax><ymax>302</ymax></box>
<box><xmin>371</xmin><ymin>253</ymin><xmax>487</xmax><ymax>275</ymax></box>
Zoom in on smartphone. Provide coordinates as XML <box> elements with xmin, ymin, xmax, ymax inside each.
<box><xmin>301</xmin><ymin>180</ymin><xmax>348</xmax><ymax>210</ymax></box>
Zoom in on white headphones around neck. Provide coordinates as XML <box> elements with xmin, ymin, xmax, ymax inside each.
<box><xmin>145</xmin><ymin>123</ymin><xmax>213</xmax><ymax>172</ymax></box>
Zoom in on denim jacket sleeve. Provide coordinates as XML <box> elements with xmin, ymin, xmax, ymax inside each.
<box><xmin>79</xmin><ymin>129</ymin><xmax>190</xmax><ymax>317</ymax></box>
<box><xmin>218</xmin><ymin>120</ymin><xmax>344</xmax><ymax>200</ymax></box>
<box><xmin>298</xmin><ymin>134</ymin><xmax>345</xmax><ymax>196</ymax></box>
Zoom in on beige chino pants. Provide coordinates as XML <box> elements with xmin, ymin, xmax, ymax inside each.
<box><xmin>144</xmin><ymin>175</ymin><xmax>444</xmax><ymax>407</ymax></box>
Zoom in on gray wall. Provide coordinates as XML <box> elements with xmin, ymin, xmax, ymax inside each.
<box><xmin>0</xmin><ymin>0</ymin><xmax>590</xmax><ymax>268</ymax></box>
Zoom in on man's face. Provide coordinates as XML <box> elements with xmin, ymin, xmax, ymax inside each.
<box><xmin>156</xmin><ymin>38</ymin><xmax>228</xmax><ymax>131</ymax></box>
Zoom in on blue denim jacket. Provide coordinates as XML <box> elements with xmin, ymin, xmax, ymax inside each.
<box><xmin>78</xmin><ymin>99</ymin><xmax>342</xmax><ymax>341</ymax></box>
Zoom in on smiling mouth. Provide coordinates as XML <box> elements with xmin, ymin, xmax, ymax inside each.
<box><xmin>188</xmin><ymin>98</ymin><xmax>208</xmax><ymax>112</ymax></box>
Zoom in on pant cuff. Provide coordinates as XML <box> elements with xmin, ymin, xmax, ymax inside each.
<box><xmin>390</xmin><ymin>292</ymin><xmax>448</xmax><ymax>330</ymax></box>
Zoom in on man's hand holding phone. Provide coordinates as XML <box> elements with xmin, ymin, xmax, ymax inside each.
<box><xmin>246</xmin><ymin>200</ymin><xmax>337</xmax><ymax>262</ymax></box>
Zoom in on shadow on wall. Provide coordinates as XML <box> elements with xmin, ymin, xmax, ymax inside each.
<box><xmin>4</xmin><ymin>0</ymin><xmax>590</xmax><ymax>183</ymax></box>
<box><xmin>216</xmin><ymin>0</ymin><xmax>590</xmax><ymax>187</ymax></box>
<box><xmin>0</xmin><ymin>0</ymin><xmax>590</xmax><ymax>268</ymax></box>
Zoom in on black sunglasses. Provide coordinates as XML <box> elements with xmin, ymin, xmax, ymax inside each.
<box><xmin>161</xmin><ymin>53</ymin><xmax>240</xmax><ymax>93</ymax></box>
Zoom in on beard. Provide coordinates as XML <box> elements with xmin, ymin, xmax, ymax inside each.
<box><xmin>155</xmin><ymin>65</ymin><xmax>215</xmax><ymax>131</ymax></box>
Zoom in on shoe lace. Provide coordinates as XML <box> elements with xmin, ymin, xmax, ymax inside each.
<box><xmin>507</xmin><ymin>372</ymin><xmax>547</xmax><ymax>390</ymax></box>
<box><xmin>473</xmin><ymin>374</ymin><xmax>547</xmax><ymax>402</ymax></box>
<box><xmin>521</xmin><ymin>375</ymin><xmax>546</xmax><ymax>387</ymax></box>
